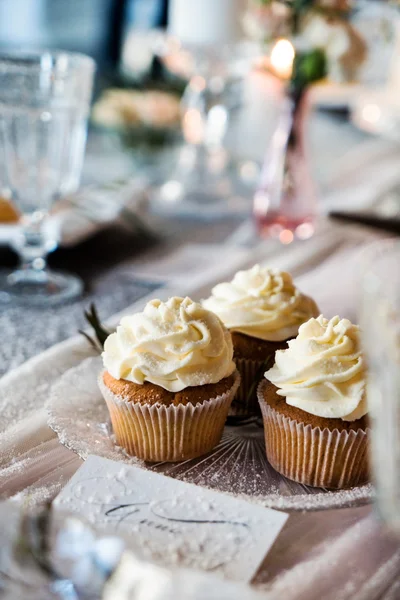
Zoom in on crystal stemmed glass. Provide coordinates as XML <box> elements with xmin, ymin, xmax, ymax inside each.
<box><xmin>151</xmin><ymin>36</ymin><xmax>261</xmax><ymax>218</ymax></box>
<box><xmin>359</xmin><ymin>240</ymin><xmax>400</xmax><ymax>533</ymax></box>
<box><xmin>0</xmin><ymin>51</ymin><xmax>95</xmax><ymax>306</ymax></box>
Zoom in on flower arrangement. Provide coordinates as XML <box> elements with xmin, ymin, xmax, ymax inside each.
<box><xmin>245</xmin><ymin>0</ymin><xmax>367</xmax><ymax>86</ymax></box>
<box><xmin>246</xmin><ymin>0</ymin><xmax>352</xmax><ymax>36</ymax></box>
<box><xmin>251</xmin><ymin>3</ymin><xmax>367</xmax><ymax>240</ymax></box>
<box><xmin>92</xmin><ymin>89</ymin><xmax>181</xmax><ymax>131</ymax></box>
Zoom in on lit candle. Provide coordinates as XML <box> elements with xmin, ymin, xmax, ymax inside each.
<box><xmin>168</xmin><ymin>0</ymin><xmax>245</xmax><ymax>48</ymax></box>
<box><xmin>270</xmin><ymin>39</ymin><xmax>295</xmax><ymax>80</ymax></box>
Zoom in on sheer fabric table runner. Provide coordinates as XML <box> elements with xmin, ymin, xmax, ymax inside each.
<box><xmin>1</xmin><ymin>217</ymin><xmax>400</xmax><ymax>598</ymax></box>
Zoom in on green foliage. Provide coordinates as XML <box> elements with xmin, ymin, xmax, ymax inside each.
<box><xmin>291</xmin><ymin>48</ymin><xmax>327</xmax><ymax>94</ymax></box>
<box><xmin>80</xmin><ymin>303</ymin><xmax>111</xmax><ymax>352</ymax></box>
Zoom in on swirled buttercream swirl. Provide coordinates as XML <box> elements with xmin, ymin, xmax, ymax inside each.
<box><xmin>102</xmin><ymin>296</ymin><xmax>235</xmax><ymax>392</ymax></box>
<box><xmin>202</xmin><ymin>265</ymin><xmax>319</xmax><ymax>341</ymax></box>
<box><xmin>265</xmin><ymin>315</ymin><xmax>366</xmax><ymax>421</ymax></box>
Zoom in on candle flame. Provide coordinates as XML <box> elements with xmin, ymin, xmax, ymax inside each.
<box><xmin>270</xmin><ymin>39</ymin><xmax>295</xmax><ymax>80</ymax></box>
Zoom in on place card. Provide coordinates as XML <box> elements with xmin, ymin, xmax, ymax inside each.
<box><xmin>54</xmin><ymin>456</ymin><xmax>288</xmax><ymax>582</ymax></box>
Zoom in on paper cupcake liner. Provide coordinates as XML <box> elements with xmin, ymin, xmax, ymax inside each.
<box><xmin>98</xmin><ymin>371</ymin><xmax>240</xmax><ymax>463</ymax></box>
<box><xmin>257</xmin><ymin>380</ymin><xmax>370</xmax><ymax>489</ymax></box>
<box><xmin>230</xmin><ymin>358</ymin><xmax>265</xmax><ymax>417</ymax></box>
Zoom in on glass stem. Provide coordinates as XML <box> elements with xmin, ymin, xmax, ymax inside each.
<box><xmin>182</xmin><ymin>73</ymin><xmax>228</xmax><ymax>145</ymax></box>
<box><xmin>179</xmin><ymin>73</ymin><xmax>229</xmax><ymax>183</ymax></box>
<box><xmin>13</xmin><ymin>212</ymin><xmax>52</xmax><ymax>277</ymax></box>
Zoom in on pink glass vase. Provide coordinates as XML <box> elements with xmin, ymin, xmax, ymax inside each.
<box><xmin>253</xmin><ymin>88</ymin><xmax>317</xmax><ymax>243</ymax></box>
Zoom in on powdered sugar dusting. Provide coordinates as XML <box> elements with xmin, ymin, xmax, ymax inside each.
<box><xmin>255</xmin><ymin>515</ymin><xmax>400</xmax><ymax>600</ymax></box>
<box><xmin>11</xmin><ymin>482</ymin><xmax>64</xmax><ymax>507</ymax></box>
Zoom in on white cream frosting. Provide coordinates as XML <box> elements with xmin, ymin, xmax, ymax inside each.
<box><xmin>102</xmin><ymin>296</ymin><xmax>236</xmax><ymax>393</ymax></box>
<box><xmin>202</xmin><ymin>265</ymin><xmax>319</xmax><ymax>342</ymax></box>
<box><xmin>265</xmin><ymin>315</ymin><xmax>367</xmax><ymax>421</ymax></box>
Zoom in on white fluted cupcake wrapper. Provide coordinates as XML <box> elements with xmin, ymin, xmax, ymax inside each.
<box><xmin>99</xmin><ymin>371</ymin><xmax>240</xmax><ymax>463</ymax></box>
<box><xmin>230</xmin><ymin>358</ymin><xmax>264</xmax><ymax>417</ymax></box>
<box><xmin>257</xmin><ymin>380</ymin><xmax>370</xmax><ymax>489</ymax></box>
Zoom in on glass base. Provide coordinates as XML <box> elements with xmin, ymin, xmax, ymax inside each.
<box><xmin>0</xmin><ymin>269</ymin><xmax>83</xmax><ymax>307</ymax></box>
<box><xmin>150</xmin><ymin>153</ymin><xmax>260</xmax><ymax>221</ymax></box>
<box><xmin>255</xmin><ymin>213</ymin><xmax>316</xmax><ymax>244</ymax></box>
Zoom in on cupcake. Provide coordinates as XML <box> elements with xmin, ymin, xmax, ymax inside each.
<box><xmin>258</xmin><ymin>315</ymin><xmax>369</xmax><ymax>489</ymax></box>
<box><xmin>98</xmin><ymin>296</ymin><xmax>240</xmax><ymax>462</ymax></box>
<box><xmin>203</xmin><ymin>265</ymin><xmax>318</xmax><ymax>416</ymax></box>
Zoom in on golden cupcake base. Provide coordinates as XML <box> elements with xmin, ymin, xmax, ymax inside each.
<box><xmin>99</xmin><ymin>371</ymin><xmax>240</xmax><ymax>462</ymax></box>
<box><xmin>257</xmin><ymin>380</ymin><xmax>370</xmax><ymax>489</ymax></box>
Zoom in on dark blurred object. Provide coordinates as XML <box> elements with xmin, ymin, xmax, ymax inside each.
<box><xmin>330</xmin><ymin>211</ymin><xmax>400</xmax><ymax>235</ymax></box>
<box><xmin>123</xmin><ymin>0</ymin><xmax>168</xmax><ymax>33</ymax></box>
<box><xmin>119</xmin><ymin>0</ymin><xmax>172</xmax><ymax>84</ymax></box>
<box><xmin>0</xmin><ymin>223</ymin><xmax>157</xmax><ymax>284</ymax></box>
<box><xmin>0</xmin><ymin>0</ymin><xmax>115</xmax><ymax>68</ymax></box>
<box><xmin>0</xmin><ymin>0</ymin><xmax>168</xmax><ymax>71</ymax></box>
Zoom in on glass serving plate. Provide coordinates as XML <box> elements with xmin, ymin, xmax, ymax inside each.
<box><xmin>46</xmin><ymin>357</ymin><xmax>373</xmax><ymax>512</ymax></box>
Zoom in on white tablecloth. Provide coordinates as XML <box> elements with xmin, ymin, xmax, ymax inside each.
<box><xmin>1</xmin><ymin>86</ymin><xmax>400</xmax><ymax>598</ymax></box>
<box><xmin>1</xmin><ymin>216</ymin><xmax>399</xmax><ymax>598</ymax></box>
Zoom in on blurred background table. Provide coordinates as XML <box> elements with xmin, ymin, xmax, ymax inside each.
<box><xmin>0</xmin><ymin>70</ymin><xmax>385</xmax><ymax>376</ymax></box>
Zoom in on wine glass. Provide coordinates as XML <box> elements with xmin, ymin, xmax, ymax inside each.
<box><xmin>0</xmin><ymin>51</ymin><xmax>95</xmax><ymax>306</ymax></box>
<box><xmin>150</xmin><ymin>0</ymin><xmax>262</xmax><ymax>219</ymax></box>
<box><xmin>360</xmin><ymin>240</ymin><xmax>400</xmax><ymax>532</ymax></box>
<box><xmin>155</xmin><ymin>45</ymin><xmax>259</xmax><ymax>213</ymax></box>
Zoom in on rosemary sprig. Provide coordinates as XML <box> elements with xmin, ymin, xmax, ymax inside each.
<box><xmin>79</xmin><ymin>303</ymin><xmax>112</xmax><ymax>353</ymax></box>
